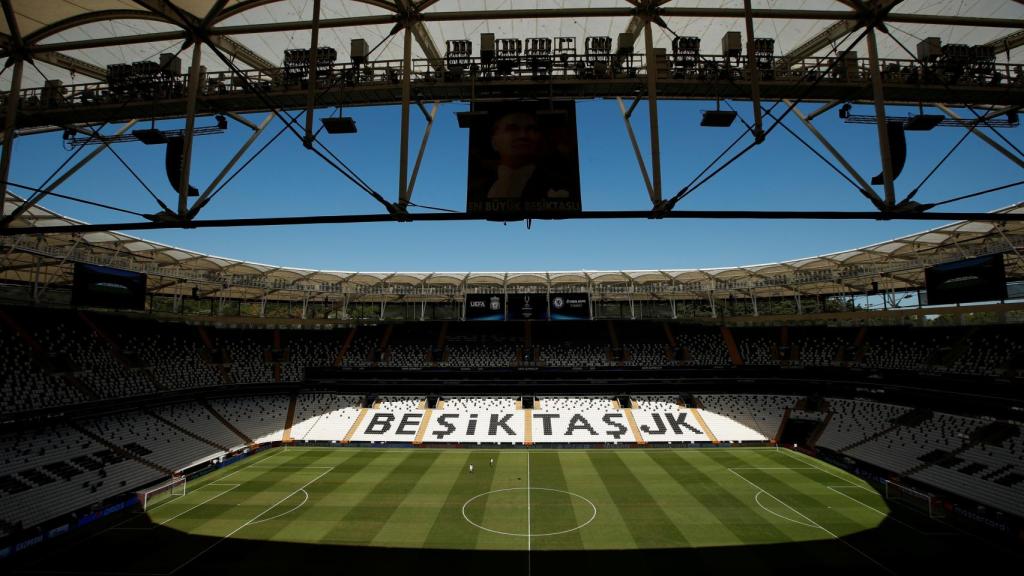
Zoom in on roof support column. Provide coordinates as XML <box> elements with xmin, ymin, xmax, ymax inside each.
<box><xmin>2</xmin><ymin>119</ymin><xmax>138</xmax><ymax>226</ymax></box>
<box><xmin>407</xmin><ymin>101</ymin><xmax>438</xmax><ymax>200</ymax></box>
<box><xmin>617</xmin><ymin>96</ymin><xmax>655</xmax><ymax>203</ymax></box>
<box><xmin>785</xmin><ymin>99</ymin><xmax>883</xmax><ymax>208</ymax></box>
<box><xmin>304</xmin><ymin>0</ymin><xmax>321</xmax><ymax>145</ymax></box>
<box><xmin>933</xmin><ymin>103</ymin><xmax>1024</xmax><ymax>170</ymax></box>
<box><xmin>399</xmin><ymin>23</ymin><xmax>413</xmax><ymax>206</ymax></box>
<box><xmin>189</xmin><ymin>112</ymin><xmax>275</xmax><ymax>218</ymax></box>
<box><xmin>179</xmin><ymin>42</ymin><xmax>204</xmax><ymax>217</ymax></box>
<box><xmin>0</xmin><ymin>58</ymin><xmax>22</xmax><ymax>220</ymax></box>
<box><xmin>642</xmin><ymin>16</ymin><xmax>662</xmax><ymax>203</ymax></box>
<box><xmin>865</xmin><ymin>27</ymin><xmax>895</xmax><ymax>209</ymax></box>
<box><xmin>742</xmin><ymin>0</ymin><xmax>764</xmax><ymax>141</ymax></box>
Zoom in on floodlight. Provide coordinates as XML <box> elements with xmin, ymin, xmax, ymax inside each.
<box><xmin>321</xmin><ymin>117</ymin><xmax>358</xmax><ymax>134</ymax></box>
<box><xmin>700</xmin><ymin>110</ymin><xmax>737</xmax><ymax>127</ymax></box>
<box><xmin>133</xmin><ymin>129</ymin><xmax>167</xmax><ymax>145</ymax></box>
<box><xmin>903</xmin><ymin>114</ymin><xmax>944</xmax><ymax>131</ymax></box>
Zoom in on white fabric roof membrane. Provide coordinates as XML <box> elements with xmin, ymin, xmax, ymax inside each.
<box><xmin>1</xmin><ymin>1</ymin><xmax>1021</xmax><ymax>90</ymax></box>
<box><xmin>1</xmin><ymin>195</ymin><xmax>1021</xmax><ymax>300</ymax></box>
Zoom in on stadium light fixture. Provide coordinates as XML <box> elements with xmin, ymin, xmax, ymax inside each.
<box><xmin>701</xmin><ymin>110</ymin><xmax>737</xmax><ymax>127</ymax></box>
<box><xmin>321</xmin><ymin>116</ymin><xmax>358</xmax><ymax>134</ymax></box>
<box><xmin>903</xmin><ymin>114</ymin><xmax>944</xmax><ymax>131</ymax></box>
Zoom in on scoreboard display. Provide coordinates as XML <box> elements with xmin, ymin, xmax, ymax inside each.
<box><xmin>925</xmin><ymin>254</ymin><xmax>1007</xmax><ymax>305</ymax></box>
<box><xmin>72</xmin><ymin>263</ymin><xmax>147</xmax><ymax>310</ymax></box>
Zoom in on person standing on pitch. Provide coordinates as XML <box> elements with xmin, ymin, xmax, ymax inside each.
<box><xmin>469</xmin><ymin>463</ymin><xmax>474</xmax><ymax>474</ymax></box>
<box><xmin>489</xmin><ymin>458</ymin><xmax>495</xmax><ymax>468</ymax></box>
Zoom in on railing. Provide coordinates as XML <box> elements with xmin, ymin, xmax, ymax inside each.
<box><xmin>8</xmin><ymin>54</ymin><xmax>1023</xmax><ymax>112</ymax></box>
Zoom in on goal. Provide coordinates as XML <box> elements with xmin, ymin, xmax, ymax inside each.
<box><xmin>137</xmin><ymin>476</ymin><xmax>186</xmax><ymax>511</ymax></box>
<box><xmin>884</xmin><ymin>479</ymin><xmax>946</xmax><ymax>518</ymax></box>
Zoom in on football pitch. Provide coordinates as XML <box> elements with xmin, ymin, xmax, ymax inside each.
<box><xmin>11</xmin><ymin>447</ymin><xmax>1022</xmax><ymax>575</ymax></box>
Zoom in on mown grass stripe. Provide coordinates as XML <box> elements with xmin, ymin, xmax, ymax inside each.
<box><xmin>647</xmin><ymin>449</ymin><xmax>789</xmax><ymax>546</ymax></box>
<box><xmin>243</xmin><ymin>447</ymin><xmax>358</xmax><ymax>542</ymax></box>
<box><xmin>318</xmin><ymin>450</ymin><xmax>442</xmax><ymax>544</ymax></box>
<box><xmin>707</xmin><ymin>449</ymin><xmax>888</xmax><ymax>570</ymax></box>
<box><xmin>368</xmin><ymin>450</ymin><xmax>479</xmax><ymax>547</ymax></box>
<box><xmin>421</xmin><ymin>450</ymin><xmax>506</xmax><ymax>550</ymax></box>
<box><xmin>529</xmin><ymin>451</ymin><xmax>586</xmax><ymax>551</ymax></box>
<box><xmin>586</xmin><ymin>451</ymin><xmax>690</xmax><ymax>548</ymax></box>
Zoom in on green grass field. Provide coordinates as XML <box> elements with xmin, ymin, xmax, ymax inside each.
<box><xmin>11</xmin><ymin>447</ymin><xmax>1022</xmax><ymax>575</ymax></box>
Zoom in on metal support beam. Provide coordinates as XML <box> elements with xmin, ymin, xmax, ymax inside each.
<box><xmin>133</xmin><ymin>0</ymin><xmax>278</xmax><ymax>77</ymax></box>
<box><xmin>642</xmin><ymin>17</ymin><xmax>662</xmax><ymax>203</ymax></box>
<box><xmin>304</xmin><ymin>0</ymin><xmax>322</xmax><ymax>145</ymax></box>
<box><xmin>866</xmin><ymin>27</ymin><xmax>896</xmax><ymax>208</ymax></box>
<box><xmin>407</xmin><ymin>101</ymin><xmax>438</xmax><ymax>200</ymax></box>
<box><xmin>33</xmin><ymin>51</ymin><xmax>107</xmax><ymax>80</ymax></box>
<box><xmin>0</xmin><ymin>58</ymin><xmax>23</xmax><ymax>220</ymax></box>
<box><xmin>179</xmin><ymin>44</ymin><xmax>204</xmax><ymax>217</ymax></box>
<box><xmin>985</xmin><ymin>29</ymin><xmax>1024</xmax><ymax>56</ymax></box>
<box><xmin>399</xmin><ymin>24</ymin><xmax>413</xmax><ymax>205</ymax></box>
<box><xmin>398</xmin><ymin>0</ymin><xmax>444</xmax><ymax>72</ymax></box>
<box><xmin>3</xmin><ymin>119</ymin><xmax>138</xmax><ymax>225</ymax></box>
<box><xmin>617</xmin><ymin>97</ymin><xmax>656</xmax><ymax>203</ymax></box>
<box><xmin>743</xmin><ymin>0</ymin><xmax>764</xmax><ymax>141</ymax></box>
<box><xmin>225</xmin><ymin>111</ymin><xmax>257</xmax><ymax>131</ymax></box>
<box><xmin>806</xmin><ymin>99</ymin><xmax>842</xmax><ymax>122</ymax></box>
<box><xmin>934</xmin><ymin>103</ymin><xmax>1024</xmax><ymax>170</ymax></box>
<box><xmin>785</xmin><ymin>100</ymin><xmax>884</xmax><ymax>208</ymax></box>
<box><xmin>188</xmin><ymin>112</ymin><xmax>275</xmax><ymax>218</ymax></box>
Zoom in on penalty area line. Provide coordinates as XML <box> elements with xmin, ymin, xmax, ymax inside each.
<box><xmin>729</xmin><ymin>469</ymin><xmax>897</xmax><ymax>576</ymax></box>
<box><xmin>168</xmin><ymin>466</ymin><xmax>333</xmax><ymax>574</ymax></box>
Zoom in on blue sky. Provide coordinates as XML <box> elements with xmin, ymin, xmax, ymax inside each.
<box><xmin>8</xmin><ymin>99</ymin><xmax>1022</xmax><ymax>272</ymax></box>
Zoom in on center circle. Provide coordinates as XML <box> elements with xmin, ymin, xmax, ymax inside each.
<box><xmin>461</xmin><ymin>487</ymin><xmax>597</xmax><ymax>537</ymax></box>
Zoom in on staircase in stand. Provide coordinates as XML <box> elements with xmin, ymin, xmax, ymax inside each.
<box><xmin>202</xmin><ymin>400</ymin><xmax>254</xmax><ymax>446</ymax></box>
<box><xmin>72</xmin><ymin>421</ymin><xmax>174</xmax><ymax>476</ymax></box>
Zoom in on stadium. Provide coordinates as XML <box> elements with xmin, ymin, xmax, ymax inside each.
<box><xmin>1</xmin><ymin>1</ymin><xmax>1023</xmax><ymax>574</ymax></box>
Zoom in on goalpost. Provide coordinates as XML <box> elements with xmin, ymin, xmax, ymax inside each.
<box><xmin>137</xmin><ymin>476</ymin><xmax>187</xmax><ymax>511</ymax></box>
<box><xmin>884</xmin><ymin>479</ymin><xmax>946</xmax><ymax>518</ymax></box>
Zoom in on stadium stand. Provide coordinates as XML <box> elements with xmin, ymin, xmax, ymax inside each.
<box><xmin>0</xmin><ymin>423</ymin><xmax>163</xmax><ymax>538</ymax></box>
<box><xmin>207</xmin><ymin>396</ymin><xmax>289</xmax><ymax>444</ymax></box>
<box><xmin>442</xmin><ymin>396</ymin><xmax>518</xmax><ymax>411</ymax></box>
<box><xmin>816</xmin><ymin>398</ymin><xmax>913</xmax><ymax>451</ymax></box>
<box><xmin>696</xmin><ymin>394</ymin><xmax>797</xmax><ymax>440</ymax></box>
<box><xmin>289</xmin><ymin>393</ymin><xmax>363</xmax><ymax>441</ymax></box>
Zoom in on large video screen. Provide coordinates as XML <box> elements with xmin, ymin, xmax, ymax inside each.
<box><xmin>507</xmin><ymin>294</ymin><xmax>549</xmax><ymax>321</ymax></box>
<box><xmin>465</xmin><ymin>293</ymin><xmax>505</xmax><ymax>320</ymax></box>
<box><xmin>72</xmin><ymin>263</ymin><xmax>147</xmax><ymax>310</ymax></box>
<box><xmin>550</xmin><ymin>292</ymin><xmax>591</xmax><ymax>320</ymax></box>
<box><xmin>466</xmin><ymin>101</ymin><xmax>582</xmax><ymax>215</ymax></box>
<box><xmin>925</xmin><ymin>254</ymin><xmax>1007</xmax><ymax>305</ymax></box>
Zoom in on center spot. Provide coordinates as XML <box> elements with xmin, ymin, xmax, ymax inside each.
<box><xmin>462</xmin><ymin>487</ymin><xmax>597</xmax><ymax>537</ymax></box>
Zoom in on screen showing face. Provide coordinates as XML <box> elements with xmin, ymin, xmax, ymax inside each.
<box><xmin>466</xmin><ymin>101</ymin><xmax>582</xmax><ymax>215</ymax></box>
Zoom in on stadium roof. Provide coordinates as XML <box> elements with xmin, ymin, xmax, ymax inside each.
<box><xmin>2</xmin><ymin>195</ymin><xmax>1021</xmax><ymax>301</ymax></box>
<box><xmin>0</xmin><ymin>1</ymin><xmax>1021</xmax><ymax>303</ymax></box>
<box><xmin>2</xmin><ymin>1</ymin><xmax>1022</xmax><ymax>91</ymax></box>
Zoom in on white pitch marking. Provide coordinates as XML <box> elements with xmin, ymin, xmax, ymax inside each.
<box><xmin>729</xmin><ymin>468</ymin><xmax>897</xmax><ymax>575</ymax></box>
<box><xmin>461</xmin><ymin>487</ymin><xmax>598</xmax><ymax>537</ymax></box>
<box><xmin>169</xmin><ymin>466</ymin><xmax>333</xmax><ymax>574</ymax></box>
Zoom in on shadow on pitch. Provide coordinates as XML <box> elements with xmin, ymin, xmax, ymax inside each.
<box><xmin>8</xmin><ymin>506</ymin><xmax>1021</xmax><ymax>576</ymax></box>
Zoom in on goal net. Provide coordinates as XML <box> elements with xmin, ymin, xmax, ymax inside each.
<box><xmin>884</xmin><ymin>479</ymin><xmax>945</xmax><ymax>518</ymax></box>
<box><xmin>137</xmin><ymin>476</ymin><xmax>186</xmax><ymax>511</ymax></box>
